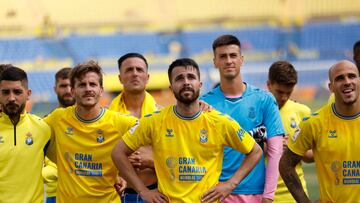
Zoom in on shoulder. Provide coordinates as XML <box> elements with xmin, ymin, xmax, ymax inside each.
<box><xmin>287</xmin><ymin>100</ymin><xmax>311</xmax><ymax>114</ymax></box>
<box><xmin>142</xmin><ymin>106</ymin><xmax>171</xmax><ymax>119</ymax></box>
<box><xmin>105</xmin><ymin>109</ymin><xmax>137</xmax><ymax>121</ymax></box>
<box><xmin>108</xmin><ymin>94</ymin><xmax>122</xmax><ymax>110</ymax></box>
<box><xmin>246</xmin><ymin>84</ymin><xmax>276</xmax><ymax>102</ymax></box>
<box><xmin>200</xmin><ymin>87</ymin><xmax>221</xmax><ymax>101</ymax></box>
<box><xmin>27</xmin><ymin>113</ymin><xmax>51</xmax><ymax>130</ymax></box>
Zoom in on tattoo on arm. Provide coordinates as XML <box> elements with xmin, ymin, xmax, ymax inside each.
<box><xmin>279</xmin><ymin>147</ymin><xmax>311</xmax><ymax>203</ymax></box>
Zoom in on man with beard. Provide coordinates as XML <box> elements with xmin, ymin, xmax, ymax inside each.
<box><xmin>0</xmin><ymin>66</ymin><xmax>51</xmax><ymax>203</ymax></box>
<box><xmin>54</xmin><ymin>67</ymin><xmax>76</xmax><ymax>108</ymax></box>
<box><xmin>43</xmin><ymin>67</ymin><xmax>76</xmax><ymax>203</ymax></box>
<box><xmin>111</xmin><ymin>58</ymin><xmax>263</xmax><ymax>203</ymax></box>
<box><xmin>280</xmin><ymin>60</ymin><xmax>360</xmax><ymax>202</ymax></box>
<box><xmin>44</xmin><ymin>60</ymin><xmax>137</xmax><ymax>203</ymax></box>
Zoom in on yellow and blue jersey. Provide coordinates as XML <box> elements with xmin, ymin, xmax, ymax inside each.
<box><xmin>45</xmin><ymin>106</ymin><xmax>137</xmax><ymax>203</ymax></box>
<box><xmin>288</xmin><ymin>103</ymin><xmax>360</xmax><ymax>203</ymax></box>
<box><xmin>122</xmin><ymin>105</ymin><xmax>255</xmax><ymax>202</ymax></box>
<box><xmin>0</xmin><ymin>112</ymin><xmax>51</xmax><ymax>203</ymax></box>
<box><xmin>274</xmin><ymin>100</ymin><xmax>311</xmax><ymax>202</ymax></box>
<box><xmin>108</xmin><ymin>91</ymin><xmax>158</xmax><ymax>117</ymax></box>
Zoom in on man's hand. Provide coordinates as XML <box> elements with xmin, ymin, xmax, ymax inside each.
<box><xmin>201</xmin><ymin>181</ymin><xmax>234</xmax><ymax>203</ymax></box>
<box><xmin>283</xmin><ymin>133</ymin><xmax>289</xmax><ymax>147</ymax></box>
<box><xmin>114</xmin><ymin>176</ymin><xmax>127</xmax><ymax>196</ymax></box>
<box><xmin>261</xmin><ymin>198</ymin><xmax>273</xmax><ymax>203</ymax></box>
<box><xmin>128</xmin><ymin>146</ymin><xmax>154</xmax><ymax>170</ymax></box>
<box><xmin>199</xmin><ymin>100</ymin><xmax>213</xmax><ymax>112</ymax></box>
<box><xmin>139</xmin><ymin>189</ymin><xmax>168</xmax><ymax>203</ymax></box>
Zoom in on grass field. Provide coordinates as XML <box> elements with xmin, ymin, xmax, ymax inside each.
<box><xmin>303</xmin><ymin>163</ymin><xmax>319</xmax><ymax>200</ymax></box>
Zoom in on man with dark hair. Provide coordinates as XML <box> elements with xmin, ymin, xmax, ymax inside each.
<box><xmin>280</xmin><ymin>60</ymin><xmax>360</xmax><ymax>202</ymax></box>
<box><xmin>45</xmin><ymin>60</ymin><xmax>137</xmax><ymax>203</ymax></box>
<box><xmin>0</xmin><ymin>66</ymin><xmax>51</xmax><ymax>203</ymax></box>
<box><xmin>267</xmin><ymin>61</ymin><xmax>313</xmax><ymax>202</ymax></box>
<box><xmin>112</xmin><ymin>58</ymin><xmax>262</xmax><ymax>202</ymax></box>
<box><xmin>109</xmin><ymin>53</ymin><xmax>158</xmax><ymax>202</ymax></box>
<box><xmin>43</xmin><ymin>67</ymin><xmax>75</xmax><ymax>203</ymax></box>
<box><xmin>201</xmin><ymin>35</ymin><xmax>285</xmax><ymax>203</ymax></box>
<box><xmin>54</xmin><ymin>67</ymin><xmax>75</xmax><ymax>107</ymax></box>
<box><xmin>0</xmin><ymin>64</ymin><xmax>11</xmax><ymax>113</ymax></box>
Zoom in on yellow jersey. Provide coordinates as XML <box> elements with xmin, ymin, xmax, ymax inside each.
<box><xmin>0</xmin><ymin>112</ymin><xmax>51</xmax><ymax>203</ymax></box>
<box><xmin>122</xmin><ymin>105</ymin><xmax>256</xmax><ymax>202</ymax></box>
<box><xmin>108</xmin><ymin>91</ymin><xmax>158</xmax><ymax>117</ymax></box>
<box><xmin>45</xmin><ymin>106</ymin><xmax>137</xmax><ymax>203</ymax></box>
<box><xmin>43</xmin><ymin>156</ymin><xmax>58</xmax><ymax>197</ymax></box>
<box><xmin>288</xmin><ymin>103</ymin><xmax>360</xmax><ymax>203</ymax></box>
<box><xmin>274</xmin><ymin>100</ymin><xmax>311</xmax><ymax>202</ymax></box>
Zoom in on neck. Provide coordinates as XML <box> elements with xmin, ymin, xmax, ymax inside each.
<box><xmin>123</xmin><ymin>91</ymin><xmax>146</xmax><ymax>118</ymax></box>
<box><xmin>334</xmin><ymin>100</ymin><xmax>360</xmax><ymax>117</ymax></box>
<box><xmin>175</xmin><ymin>100</ymin><xmax>200</xmax><ymax>117</ymax></box>
<box><xmin>220</xmin><ymin>76</ymin><xmax>245</xmax><ymax>97</ymax></box>
<box><xmin>75</xmin><ymin>104</ymin><xmax>102</xmax><ymax>120</ymax></box>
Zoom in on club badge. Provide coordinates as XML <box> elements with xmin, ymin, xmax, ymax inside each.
<box><xmin>96</xmin><ymin>130</ymin><xmax>104</xmax><ymax>143</ymax></box>
<box><xmin>25</xmin><ymin>132</ymin><xmax>33</xmax><ymax>145</ymax></box>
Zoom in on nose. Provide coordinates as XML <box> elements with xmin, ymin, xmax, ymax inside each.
<box><xmin>8</xmin><ymin>92</ymin><xmax>16</xmax><ymax>101</ymax></box>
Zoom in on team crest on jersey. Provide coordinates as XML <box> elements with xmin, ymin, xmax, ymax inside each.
<box><xmin>166</xmin><ymin>157</ymin><xmax>178</xmax><ymax>181</ymax></box>
<box><xmin>328</xmin><ymin>130</ymin><xmax>337</xmax><ymax>138</ymax></box>
<box><xmin>330</xmin><ymin>160</ymin><xmax>341</xmax><ymax>185</ymax></box>
<box><xmin>0</xmin><ymin>136</ymin><xmax>4</xmax><ymax>144</ymax></box>
<box><xmin>65</xmin><ymin>127</ymin><xmax>73</xmax><ymax>135</ymax></box>
<box><xmin>248</xmin><ymin>107</ymin><xmax>256</xmax><ymax>119</ymax></box>
<box><xmin>290</xmin><ymin>117</ymin><xmax>297</xmax><ymax>128</ymax></box>
<box><xmin>166</xmin><ymin>129</ymin><xmax>174</xmax><ymax>137</ymax></box>
<box><xmin>237</xmin><ymin>129</ymin><xmax>245</xmax><ymax>141</ymax></box>
<box><xmin>292</xmin><ymin>128</ymin><xmax>301</xmax><ymax>141</ymax></box>
<box><xmin>199</xmin><ymin>129</ymin><xmax>208</xmax><ymax>143</ymax></box>
<box><xmin>25</xmin><ymin>132</ymin><xmax>33</xmax><ymax>145</ymax></box>
<box><xmin>96</xmin><ymin>130</ymin><xmax>104</xmax><ymax>143</ymax></box>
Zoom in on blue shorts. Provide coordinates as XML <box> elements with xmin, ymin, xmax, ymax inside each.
<box><xmin>121</xmin><ymin>193</ymin><xmax>145</xmax><ymax>203</ymax></box>
<box><xmin>121</xmin><ymin>183</ymin><xmax>157</xmax><ymax>203</ymax></box>
<box><xmin>46</xmin><ymin>196</ymin><xmax>56</xmax><ymax>203</ymax></box>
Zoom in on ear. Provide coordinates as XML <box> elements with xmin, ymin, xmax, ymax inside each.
<box><xmin>146</xmin><ymin>73</ymin><xmax>150</xmax><ymax>84</ymax></box>
<box><xmin>328</xmin><ymin>81</ymin><xmax>333</xmax><ymax>93</ymax></box>
<box><xmin>199</xmin><ymin>81</ymin><xmax>203</xmax><ymax>89</ymax></box>
<box><xmin>266</xmin><ymin>80</ymin><xmax>271</xmax><ymax>90</ymax></box>
<box><xmin>118</xmin><ymin>74</ymin><xmax>123</xmax><ymax>84</ymax></box>
<box><xmin>26</xmin><ymin>89</ymin><xmax>32</xmax><ymax>100</ymax></box>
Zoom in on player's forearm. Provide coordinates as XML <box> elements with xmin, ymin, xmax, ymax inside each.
<box><xmin>227</xmin><ymin>143</ymin><xmax>263</xmax><ymax>188</ymax></box>
<box><xmin>279</xmin><ymin>148</ymin><xmax>310</xmax><ymax>203</ymax></box>
<box><xmin>263</xmin><ymin>136</ymin><xmax>283</xmax><ymax>199</ymax></box>
<box><xmin>112</xmin><ymin>142</ymin><xmax>148</xmax><ymax>194</ymax></box>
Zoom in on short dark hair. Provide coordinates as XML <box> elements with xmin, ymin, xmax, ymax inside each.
<box><xmin>268</xmin><ymin>61</ymin><xmax>297</xmax><ymax>86</ymax></box>
<box><xmin>212</xmin><ymin>35</ymin><xmax>241</xmax><ymax>53</ymax></box>
<box><xmin>0</xmin><ymin>64</ymin><xmax>12</xmax><ymax>76</ymax></box>
<box><xmin>168</xmin><ymin>58</ymin><xmax>200</xmax><ymax>83</ymax></box>
<box><xmin>70</xmin><ymin>60</ymin><xmax>103</xmax><ymax>88</ymax></box>
<box><xmin>55</xmin><ymin>67</ymin><xmax>72</xmax><ymax>84</ymax></box>
<box><xmin>117</xmin><ymin>53</ymin><xmax>148</xmax><ymax>71</ymax></box>
<box><xmin>0</xmin><ymin>65</ymin><xmax>28</xmax><ymax>88</ymax></box>
<box><xmin>353</xmin><ymin>40</ymin><xmax>360</xmax><ymax>54</ymax></box>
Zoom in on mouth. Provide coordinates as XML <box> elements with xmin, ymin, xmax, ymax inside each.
<box><xmin>342</xmin><ymin>88</ymin><xmax>354</xmax><ymax>96</ymax></box>
<box><xmin>180</xmin><ymin>87</ymin><xmax>194</xmax><ymax>95</ymax></box>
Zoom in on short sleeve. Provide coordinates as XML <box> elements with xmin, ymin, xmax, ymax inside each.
<box><xmin>222</xmin><ymin>116</ymin><xmax>255</xmax><ymax>154</ymax></box>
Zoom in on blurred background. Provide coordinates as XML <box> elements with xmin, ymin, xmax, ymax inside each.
<box><xmin>1</xmin><ymin>0</ymin><xmax>360</xmax><ymax>199</ymax></box>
